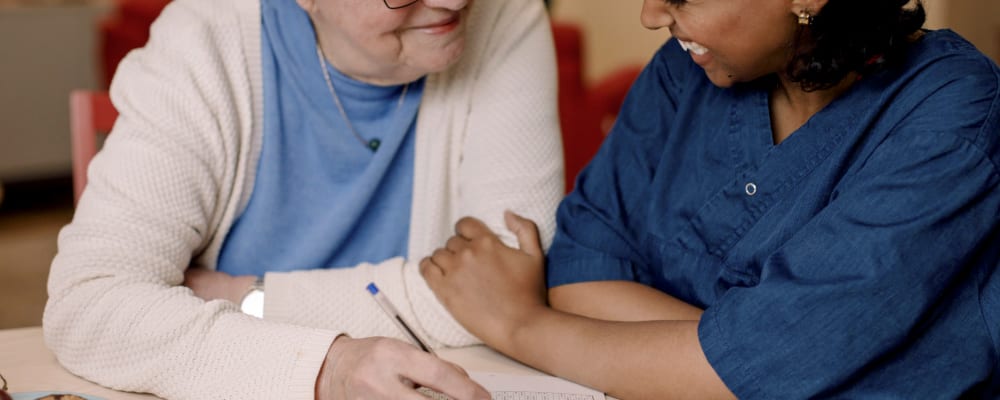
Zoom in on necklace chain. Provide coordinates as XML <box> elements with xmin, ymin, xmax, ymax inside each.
<box><xmin>315</xmin><ymin>44</ymin><xmax>409</xmax><ymax>152</ymax></box>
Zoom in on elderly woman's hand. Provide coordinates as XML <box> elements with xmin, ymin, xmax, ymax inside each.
<box><xmin>420</xmin><ymin>211</ymin><xmax>548</xmax><ymax>349</ymax></box>
<box><xmin>183</xmin><ymin>268</ymin><xmax>257</xmax><ymax>304</ymax></box>
<box><xmin>316</xmin><ymin>336</ymin><xmax>490</xmax><ymax>400</ymax></box>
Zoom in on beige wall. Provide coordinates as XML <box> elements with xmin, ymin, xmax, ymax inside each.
<box><xmin>550</xmin><ymin>1</ymin><xmax>670</xmax><ymax>84</ymax></box>
<box><xmin>551</xmin><ymin>0</ymin><xmax>999</xmax><ymax>85</ymax></box>
<box><xmin>927</xmin><ymin>0</ymin><xmax>1000</xmax><ymax>62</ymax></box>
<box><xmin>0</xmin><ymin>3</ymin><xmax>110</xmax><ymax>181</ymax></box>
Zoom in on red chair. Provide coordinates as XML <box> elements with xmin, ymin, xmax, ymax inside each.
<box><xmin>70</xmin><ymin>90</ymin><xmax>118</xmax><ymax>205</ymax></box>
<box><xmin>98</xmin><ymin>0</ymin><xmax>171</xmax><ymax>87</ymax></box>
<box><xmin>552</xmin><ymin>22</ymin><xmax>642</xmax><ymax>192</ymax></box>
<box><xmin>552</xmin><ymin>22</ymin><xmax>599</xmax><ymax>192</ymax></box>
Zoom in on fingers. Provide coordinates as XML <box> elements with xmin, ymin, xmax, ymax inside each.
<box><xmin>445</xmin><ymin>235</ymin><xmax>469</xmax><ymax>252</ymax></box>
<box><xmin>504</xmin><ymin>210</ymin><xmax>543</xmax><ymax>257</ymax></box>
<box><xmin>454</xmin><ymin>217</ymin><xmax>492</xmax><ymax>240</ymax></box>
<box><xmin>420</xmin><ymin>257</ymin><xmax>444</xmax><ymax>281</ymax></box>
<box><xmin>430</xmin><ymin>247</ymin><xmax>455</xmax><ymax>274</ymax></box>
<box><xmin>404</xmin><ymin>351</ymin><xmax>490</xmax><ymax>400</ymax></box>
<box><xmin>320</xmin><ymin>337</ymin><xmax>489</xmax><ymax>400</ymax></box>
<box><xmin>426</xmin><ymin>237</ymin><xmax>469</xmax><ymax>276</ymax></box>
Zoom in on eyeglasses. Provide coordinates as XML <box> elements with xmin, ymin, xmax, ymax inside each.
<box><xmin>383</xmin><ymin>0</ymin><xmax>418</xmax><ymax>9</ymax></box>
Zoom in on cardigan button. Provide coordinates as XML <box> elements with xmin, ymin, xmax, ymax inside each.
<box><xmin>745</xmin><ymin>182</ymin><xmax>758</xmax><ymax>196</ymax></box>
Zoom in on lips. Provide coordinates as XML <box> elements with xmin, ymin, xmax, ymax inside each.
<box><xmin>410</xmin><ymin>14</ymin><xmax>460</xmax><ymax>34</ymax></box>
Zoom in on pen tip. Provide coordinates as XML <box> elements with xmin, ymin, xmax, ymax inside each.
<box><xmin>366</xmin><ymin>282</ymin><xmax>379</xmax><ymax>295</ymax></box>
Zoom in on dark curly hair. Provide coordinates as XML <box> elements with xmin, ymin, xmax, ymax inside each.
<box><xmin>788</xmin><ymin>0</ymin><xmax>927</xmax><ymax>91</ymax></box>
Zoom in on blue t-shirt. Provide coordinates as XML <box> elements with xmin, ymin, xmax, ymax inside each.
<box><xmin>548</xmin><ymin>30</ymin><xmax>1000</xmax><ymax>398</ymax></box>
<box><xmin>217</xmin><ymin>0</ymin><xmax>424</xmax><ymax>275</ymax></box>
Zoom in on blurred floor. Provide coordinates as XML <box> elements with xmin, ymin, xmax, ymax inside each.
<box><xmin>0</xmin><ymin>177</ymin><xmax>73</xmax><ymax>329</ymax></box>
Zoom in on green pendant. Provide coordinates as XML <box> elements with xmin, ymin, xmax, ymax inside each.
<box><xmin>368</xmin><ymin>138</ymin><xmax>381</xmax><ymax>152</ymax></box>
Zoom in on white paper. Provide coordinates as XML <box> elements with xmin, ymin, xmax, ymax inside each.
<box><xmin>419</xmin><ymin>372</ymin><xmax>603</xmax><ymax>400</ymax></box>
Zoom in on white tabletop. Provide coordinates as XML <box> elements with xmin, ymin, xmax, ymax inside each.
<box><xmin>0</xmin><ymin>327</ymin><xmax>155</xmax><ymax>399</ymax></box>
<box><xmin>0</xmin><ymin>327</ymin><xmax>608</xmax><ymax>399</ymax></box>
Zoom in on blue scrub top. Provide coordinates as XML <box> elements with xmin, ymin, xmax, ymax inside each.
<box><xmin>548</xmin><ymin>30</ymin><xmax>1000</xmax><ymax>398</ymax></box>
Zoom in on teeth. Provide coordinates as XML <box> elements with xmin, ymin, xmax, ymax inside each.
<box><xmin>678</xmin><ymin>39</ymin><xmax>708</xmax><ymax>55</ymax></box>
<box><xmin>689</xmin><ymin>43</ymin><xmax>708</xmax><ymax>55</ymax></box>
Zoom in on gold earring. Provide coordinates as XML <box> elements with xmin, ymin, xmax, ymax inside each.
<box><xmin>798</xmin><ymin>10</ymin><xmax>813</xmax><ymax>25</ymax></box>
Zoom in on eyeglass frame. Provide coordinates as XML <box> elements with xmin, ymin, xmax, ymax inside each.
<box><xmin>383</xmin><ymin>0</ymin><xmax>418</xmax><ymax>9</ymax></box>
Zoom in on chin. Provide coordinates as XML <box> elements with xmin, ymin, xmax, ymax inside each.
<box><xmin>420</xmin><ymin>40</ymin><xmax>467</xmax><ymax>74</ymax></box>
<box><xmin>705</xmin><ymin>71</ymin><xmax>737</xmax><ymax>88</ymax></box>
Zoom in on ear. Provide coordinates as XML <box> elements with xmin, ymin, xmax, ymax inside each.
<box><xmin>791</xmin><ymin>0</ymin><xmax>829</xmax><ymax>17</ymax></box>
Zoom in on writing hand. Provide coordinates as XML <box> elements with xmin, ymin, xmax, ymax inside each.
<box><xmin>316</xmin><ymin>336</ymin><xmax>490</xmax><ymax>400</ymax></box>
<box><xmin>420</xmin><ymin>211</ymin><xmax>547</xmax><ymax>349</ymax></box>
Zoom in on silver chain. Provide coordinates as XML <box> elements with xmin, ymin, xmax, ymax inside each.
<box><xmin>315</xmin><ymin>44</ymin><xmax>409</xmax><ymax>152</ymax></box>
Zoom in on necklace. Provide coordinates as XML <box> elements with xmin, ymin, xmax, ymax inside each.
<box><xmin>315</xmin><ymin>44</ymin><xmax>409</xmax><ymax>152</ymax></box>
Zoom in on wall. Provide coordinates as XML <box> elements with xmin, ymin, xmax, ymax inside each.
<box><xmin>924</xmin><ymin>0</ymin><xmax>948</xmax><ymax>29</ymax></box>
<box><xmin>0</xmin><ymin>3</ymin><xmax>109</xmax><ymax>182</ymax></box>
<box><xmin>550</xmin><ymin>1</ymin><xmax>670</xmax><ymax>84</ymax></box>
<box><xmin>931</xmin><ymin>0</ymin><xmax>1000</xmax><ymax>62</ymax></box>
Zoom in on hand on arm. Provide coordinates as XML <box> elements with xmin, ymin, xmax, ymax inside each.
<box><xmin>422</xmin><ymin>212</ymin><xmax>734</xmax><ymax>399</ymax></box>
<box><xmin>420</xmin><ymin>211</ymin><xmax>548</xmax><ymax>347</ymax></box>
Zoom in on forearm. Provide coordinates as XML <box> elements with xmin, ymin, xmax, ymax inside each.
<box><xmin>501</xmin><ymin>309</ymin><xmax>733</xmax><ymax>400</ymax></box>
<box><xmin>419</xmin><ymin>219</ymin><xmax>729</xmax><ymax>398</ymax></box>
<box><xmin>549</xmin><ymin>281</ymin><xmax>703</xmax><ymax>322</ymax></box>
<box><xmin>46</xmin><ymin>203</ymin><xmax>335</xmax><ymax>398</ymax></box>
<box><xmin>45</xmin><ymin>262</ymin><xmax>336</xmax><ymax>399</ymax></box>
<box><xmin>264</xmin><ymin>257</ymin><xmax>479</xmax><ymax>347</ymax></box>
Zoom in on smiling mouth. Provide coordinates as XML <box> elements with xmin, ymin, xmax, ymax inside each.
<box><xmin>410</xmin><ymin>14</ymin><xmax>461</xmax><ymax>33</ymax></box>
<box><xmin>677</xmin><ymin>39</ymin><xmax>709</xmax><ymax>55</ymax></box>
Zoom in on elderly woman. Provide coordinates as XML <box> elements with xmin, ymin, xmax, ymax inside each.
<box><xmin>43</xmin><ymin>0</ymin><xmax>561</xmax><ymax>399</ymax></box>
<box><xmin>423</xmin><ymin>0</ymin><xmax>1000</xmax><ymax>398</ymax></box>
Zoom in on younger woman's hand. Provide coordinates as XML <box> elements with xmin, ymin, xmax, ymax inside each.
<box><xmin>420</xmin><ymin>211</ymin><xmax>547</xmax><ymax>349</ymax></box>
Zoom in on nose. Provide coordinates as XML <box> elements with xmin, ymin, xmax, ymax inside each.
<box><xmin>419</xmin><ymin>0</ymin><xmax>469</xmax><ymax>11</ymax></box>
<box><xmin>640</xmin><ymin>0</ymin><xmax>674</xmax><ymax>30</ymax></box>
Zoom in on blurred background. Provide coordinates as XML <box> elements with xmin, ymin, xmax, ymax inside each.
<box><xmin>0</xmin><ymin>0</ymin><xmax>997</xmax><ymax>330</ymax></box>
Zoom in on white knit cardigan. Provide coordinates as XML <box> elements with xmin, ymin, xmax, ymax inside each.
<box><xmin>43</xmin><ymin>0</ymin><xmax>563</xmax><ymax>398</ymax></box>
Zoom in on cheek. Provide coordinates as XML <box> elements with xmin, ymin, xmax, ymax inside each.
<box><xmin>711</xmin><ymin>25</ymin><xmax>794</xmax><ymax>78</ymax></box>
<box><xmin>350</xmin><ymin>12</ymin><xmax>408</xmax><ymax>49</ymax></box>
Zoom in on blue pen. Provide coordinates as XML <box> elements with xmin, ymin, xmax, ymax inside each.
<box><xmin>366</xmin><ymin>282</ymin><xmax>436</xmax><ymax>354</ymax></box>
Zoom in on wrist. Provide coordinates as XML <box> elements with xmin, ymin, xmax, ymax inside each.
<box><xmin>315</xmin><ymin>335</ymin><xmax>350</xmax><ymax>400</ymax></box>
<box><xmin>231</xmin><ymin>275</ymin><xmax>259</xmax><ymax>303</ymax></box>
<box><xmin>502</xmin><ymin>304</ymin><xmax>552</xmax><ymax>353</ymax></box>
<box><xmin>238</xmin><ymin>276</ymin><xmax>264</xmax><ymax>318</ymax></box>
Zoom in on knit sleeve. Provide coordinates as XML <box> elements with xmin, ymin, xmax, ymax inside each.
<box><xmin>42</xmin><ymin>1</ymin><xmax>338</xmax><ymax>399</ymax></box>
<box><xmin>262</xmin><ymin>0</ymin><xmax>563</xmax><ymax>348</ymax></box>
<box><xmin>454</xmin><ymin>0</ymin><xmax>563</xmax><ymax>249</ymax></box>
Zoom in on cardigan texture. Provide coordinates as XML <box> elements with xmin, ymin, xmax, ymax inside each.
<box><xmin>43</xmin><ymin>0</ymin><xmax>562</xmax><ymax>398</ymax></box>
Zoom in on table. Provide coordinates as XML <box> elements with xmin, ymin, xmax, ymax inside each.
<box><xmin>0</xmin><ymin>327</ymin><xmax>608</xmax><ymax>399</ymax></box>
<box><xmin>0</xmin><ymin>327</ymin><xmax>153</xmax><ymax>399</ymax></box>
